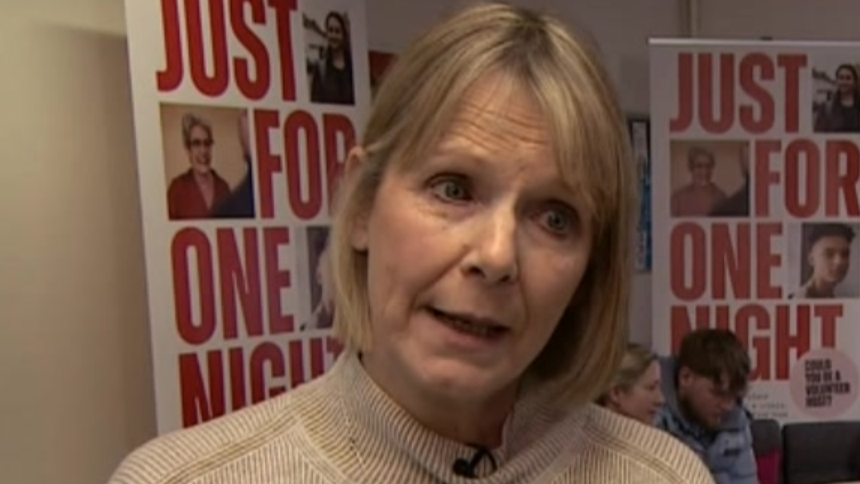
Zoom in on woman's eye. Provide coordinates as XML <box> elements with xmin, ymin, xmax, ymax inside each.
<box><xmin>542</xmin><ymin>207</ymin><xmax>576</xmax><ymax>235</ymax></box>
<box><xmin>430</xmin><ymin>177</ymin><xmax>472</xmax><ymax>202</ymax></box>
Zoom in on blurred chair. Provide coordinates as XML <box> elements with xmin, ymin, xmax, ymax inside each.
<box><xmin>782</xmin><ymin>421</ymin><xmax>860</xmax><ymax>484</ymax></box>
<box><xmin>751</xmin><ymin>419</ymin><xmax>782</xmax><ymax>484</ymax></box>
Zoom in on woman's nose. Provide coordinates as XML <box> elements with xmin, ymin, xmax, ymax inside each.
<box><xmin>461</xmin><ymin>210</ymin><xmax>519</xmax><ymax>284</ymax></box>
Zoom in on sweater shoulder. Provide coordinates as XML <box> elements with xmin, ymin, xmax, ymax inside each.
<box><xmin>574</xmin><ymin>405</ymin><xmax>716</xmax><ymax>484</ymax></box>
<box><xmin>107</xmin><ymin>379</ymin><xmax>324</xmax><ymax>484</ymax></box>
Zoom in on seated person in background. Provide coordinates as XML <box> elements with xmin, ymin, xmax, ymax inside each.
<box><xmin>656</xmin><ymin>329</ymin><xmax>758</xmax><ymax>484</ymax></box>
<box><xmin>597</xmin><ymin>343</ymin><xmax>665</xmax><ymax>425</ymax></box>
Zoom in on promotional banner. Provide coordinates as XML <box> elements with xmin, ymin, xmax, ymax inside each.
<box><xmin>125</xmin><ymin>0</ymin><xmax>370</xmax><ymax>434</ymax></box>
<box><xmin>650</xmin><ymin>40</ymin><xmax>860</xmax><ymax>422</ymax></box>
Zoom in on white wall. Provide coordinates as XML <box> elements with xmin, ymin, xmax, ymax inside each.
<box><xmin>2</xmin><ymin>0</ymin><xmax>854</xmax><ymax>482</ymax></box>
<box><xmin>0</xmin><ymin>2</ymin><xmax>153</xmax><ymax>484</ymax></box>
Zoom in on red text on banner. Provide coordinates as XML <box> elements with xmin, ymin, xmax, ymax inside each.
<box><xmin>157</xmin><ymin>0</ymin><xmax>298</xmax><ymax>100</ymax></box>
<box><xmin>670</xmin><ymin>52</ymin><xmax>806</xmax><ymax>134</ymax></box>
<box><xmin>178</xmin><ymin>336</ymin><xmax>344</xmax><ymax>427</ymax></box>
<box><xmin>172</xmin><ymin>226</ymin><xmax>294</xmax><ymax>345</ymax></box>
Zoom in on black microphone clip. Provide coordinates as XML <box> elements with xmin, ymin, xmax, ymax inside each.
<box><xmin>452</xmin><ymin>445</ymin><xmax>497</xmax><ymax>479</ymax></box>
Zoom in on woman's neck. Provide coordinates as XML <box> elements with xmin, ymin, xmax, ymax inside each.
<box><xmin>193</xmin><ymin>169</ymin><xmax>213</xmax><ymax>183</ymax></box>
<box><xmin>331</xmin><ymin>50</ymin><xmax>346</xmax><ymax>68</ymax></box>
<box><xmin>361</xmin><ymin>351</ymin><xmax>517</xmax><ymax>448</ymax></box>
<box><xmin>841</xmin><ymin>92</ymin><xmax>855</xmax><ymax>106</ymax></box>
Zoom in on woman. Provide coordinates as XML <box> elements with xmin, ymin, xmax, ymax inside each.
<box><xmin>309</xmin><ymin>11</ymin><xmax>354</xmax><ymax>105</ymax></box>
<box><xmin>597</xmin><ymin>343</ymin><xmax>666</xmax><ymax>425</ymax></box>
<box><xmin>670</xmin><ymin>146</ymin><xmax>726</xmax><ymax>217</ymax></box>
<box><xmin>814</xmin><ymin>63</ymin><xmax>860</xmax><ymax>133</ymax></box>
<box><xmin>166</xmin><ymin>113</ymin><xmax>231</xmax><ymax>220</ymax></box>
<box><xmin>111</xmin><ymin>3</ymin><xmax>714</xmax><ymax>483</ymax></box>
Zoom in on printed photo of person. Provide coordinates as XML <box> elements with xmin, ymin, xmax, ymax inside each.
<box><xmin>161</xmin><ymin>104</ymin><xmax>253</xmax><ymax>221</ymax></box>
<box><xmin>787</xmin><ymin>222</ymin><xmax>860</xmax><ymax>299</ymax></box>
<box><xmin>212</xmin><ymin>110</ymin><xmax>255</xmax><ymax>219</ymax></box>
<box><xmin>669</xmin><ymin>140</ymin><xmax>748</xmax><ymax>218</ymax></box>
<box><xmin>709</xmin><ymin>142</ymin><xmax>750</xmax><ymax>217</ymax></box>
<box><xmin>304</xmin><ymin>8</ymin><xmax>355</xmax><ymax>105</ymax></box>
<box><xmin>812</xmin><ymin>62</ymin><xmax>860</xmax><ymax>133</ymax></box>
<box><xmin>302</xmin><ymin>226</ymin><xmax>334</xmax><ymax>331</ymax></box>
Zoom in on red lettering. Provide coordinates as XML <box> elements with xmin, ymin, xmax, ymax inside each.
<box><xmin>250</xmin><ymin>342</ymin><xmax>286</xmax><ymax>402</ymax></box>
<box><xmin>269</xmin><ymin>0</ymin><xmax>297</xmax><ymax>101</ymax></box>
<box><xmin>178</xmin><ymin>336</ymin><xmax>341</xmax><ymax>427</ymax></box>
<box><xmin>699</xmin><ymin>53</ymin><xmax>734</xmax><ymax>133</ymax></box>
<box><xmin>285</xmin><ymin>111</ymin><xmax>323</xmax><ymax>219</ymax></box>
<box><xmin>157</xmin><ymin>0</ymin><xmax>184</xmax><ymax>91</ymax></box>
<box><xmin>670</xmin><ymin>53</ymin><xmax>806</xmax><ymax>133</ymax></box>
<box><xmin>670</xmin><ymin>303</ymin><xmax>840</xmax><ymax>381</ymax></box>
<box><xmin>231</xmin><ymin>0</ymin><xmax>270</xmax><ymax>100</ymax></box>
<box><xmin>671</xmin><ymin>223</ymin><xmax>779</xmax><ymax>300</ymax></box>
<box><xmin>254</xmin><ymin>108</ymin><xmax>357</xmax><ymax>219</ymax></box>
<box><xmin>756</xmin><ymin>223</ymin><xmax>782</xmax><ymax>298</ymax></box>
<box><xmin>670</xmin><ymin>53</ymin><xmax>694</xmax><ymax>132</ymax></box>
<box><xmin>186</xmin><ymin>0</ymin><xmax>230</xmax><ymax>96</ymax></box>
<box><xmin>264</xmin><ymin>227</ymin><xmax>293</xmax><ymax>333</ymax></box>
<box><xmin>755</xmin><ymin>139</ymin><xmax>860</xmax><ymax>218</ymax></box>
<box><xmin>711</xmin><ymin>224</ymin><xmax>751</xmax><ymax>299</ymax></box>
<box><xmin>778</xmin><ymin>54</ymin><xmax>806</xmax><ymax>132</ymax></box>
<box><xmin>255</xmin><ymin>109</ymin><xmax>280</xmax><ymax>218</ymax></box>
<box><xmin>826</xmin><ymin>141</ymin><xmax>860</xmax><ymax>216</ymax></box>
<box><xmin>155</xmin><ymin>0</ymin><xmax>296</xmax><ymax>98</ymax></box>
<box><xmin>785</xmin><ymin>139</ymin><xmax>820</xmax><ymax>217</ymax></box>
<box><xmin>671</xmin><ymin>222</ymin><xmax>706</xmax><ymax>300</ymax></box>
<box><xmin>172</xmin><ymin>228</ymin><xmax>216</xmax><ymax>345</ymax></box>
<box><xmin>754</xmin><ymin>140</ymin><xmax>782</xmax><ymax>217</ymax></box>
<box><xmin>229</xmin><ymin>347</ymin><xmax>247</xmax><ymax>409</ymax></box>
<box><xmin>739</xmin><ymin>53</ymin><xmax>775</xmax><ymax>134</ymax></box>
<box><xmin>734</xmin><ymin>304</ymin><xmax>771</xmax><ymax>379</ymax></box>
<box><xmin>217</xmin><ymin>228</ymin><xmax>263</xmax><ymax>339</ymax></box>
<box><xmin>179</xmin><ymin>351</ymin><xmax>226</xmax><ymax>427</ymax></box>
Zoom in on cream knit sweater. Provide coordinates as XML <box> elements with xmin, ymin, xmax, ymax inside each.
<box><xmin>109</xmin><ymin>353</ymin><xmax>716</xmax><ymax>484</ymax></box>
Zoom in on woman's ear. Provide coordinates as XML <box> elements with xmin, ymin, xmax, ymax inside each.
<box><xmin>607</xmin><ymin>386</ymin><xmax>625</xmax><ymax>406</ymax></box>
<box><xmin>345</xmin><ymin>146</ymin><xmax>370</xmax><ymax>251</ymax></box>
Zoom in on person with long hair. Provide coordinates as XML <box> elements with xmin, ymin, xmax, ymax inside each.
<box><xmin>309</xmin><ymin>11</ymin><xmax>354</xmax><ymax>105</ymax></box>
<box><xmin>597</xmin><ymin>343</ymin><xmax>665</xmax><ymax>425</ymax></box>
<box><xmin>110</xmin><ymin>4</ymin><xmax>714</xmax><ymax>483</ymax></box>
<box><xmin>814</xmin><ymin>63</ymin><xmax>860</xmax><ymax>132</ymax></box>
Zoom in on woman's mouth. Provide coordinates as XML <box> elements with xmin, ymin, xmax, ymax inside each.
<box><xmin>428</xmin><ymin>307</ymin><xmax>508</xmax><ymax>340</ymax></box>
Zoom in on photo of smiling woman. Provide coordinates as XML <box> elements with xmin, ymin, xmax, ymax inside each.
<box><xmin>305</xmin><ymin>9</ymin><xmax>355</xmax><ymax>105</ymax></box>
<box><xmin>111</xmin><ymin>3</ymin><xmax>713</xmax><ymax>483</ymax></box>
<box><xmin>813</xmin><ymin>63</ymin><xmax>860</xmax><ymax>133</ymax></box>
<box><xmin>789</xmin><ymin>222</ymin><xmax>860</xmax><ymax>299</ymax></box>
<box><xmin>160</xmin><ymin>105</ymin><xmax>251</xmax><ymax>221</ymax></box>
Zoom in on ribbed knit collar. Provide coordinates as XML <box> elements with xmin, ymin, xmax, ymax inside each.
<box><xmin>302</xmin><ymin>351</ymin><xmax>591</xmax><ymax>483</ymax></box>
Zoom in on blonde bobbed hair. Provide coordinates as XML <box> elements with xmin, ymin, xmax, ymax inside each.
<box><xmin>328</xmin><ymin>1</ymin><xmax>637</xmax><ymax>406</ymax></box>
<box><xmin>597</xmin><ymin>344</ymin><xmax>660</xmax><ymax>405</ymax></box>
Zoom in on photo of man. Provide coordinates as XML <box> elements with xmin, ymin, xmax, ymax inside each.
<box><xmin>789</xmin><ymin>223</ymin><xmax>858</xmax><ymax>299</ymax></box>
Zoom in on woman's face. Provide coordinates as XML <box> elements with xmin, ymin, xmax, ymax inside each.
<box><xmin>326</xmin><ymin>16</ymin><xmax>345</xmax><ymax>51</ymax></box>
<box><xmin>836</xmin><ymin>67</ymin><xmax>857</xmax><ymax>95</ymax></box>
<box><xmin>610</xmin><ymin>361</ymin><xmax>665</xmax><ymax>425</ymax></box>
<box><xmin>187</xmin><ymin>125</ymin><xmax>213</xmax><ymax>174</ymax></box>
<box><xmin>351</xmin><ymin>74</ymin><xmax>593</xmax><ymax>403</ymax></box>
<box><xmin>690</xmin><ymin>153</ymin><xmax>714</xmax><ymax>186</ymax></box>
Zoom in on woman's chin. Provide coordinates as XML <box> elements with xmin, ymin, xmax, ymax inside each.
<box><xmin>412</xmin><ymin>357</ymin><xmax>518</xmax><ymax>401</ymax></box>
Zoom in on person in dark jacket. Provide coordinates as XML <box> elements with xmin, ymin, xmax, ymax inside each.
<box><xmin>656</xmin><ymin>329</ymin><xmax>759</xmax><ymax>484</ymax></box>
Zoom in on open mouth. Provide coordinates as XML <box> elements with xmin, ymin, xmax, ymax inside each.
<box><xmin>428</xmin><ymin>308</ymin><xmax>508</xmax><ymax>340</ymax></box>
